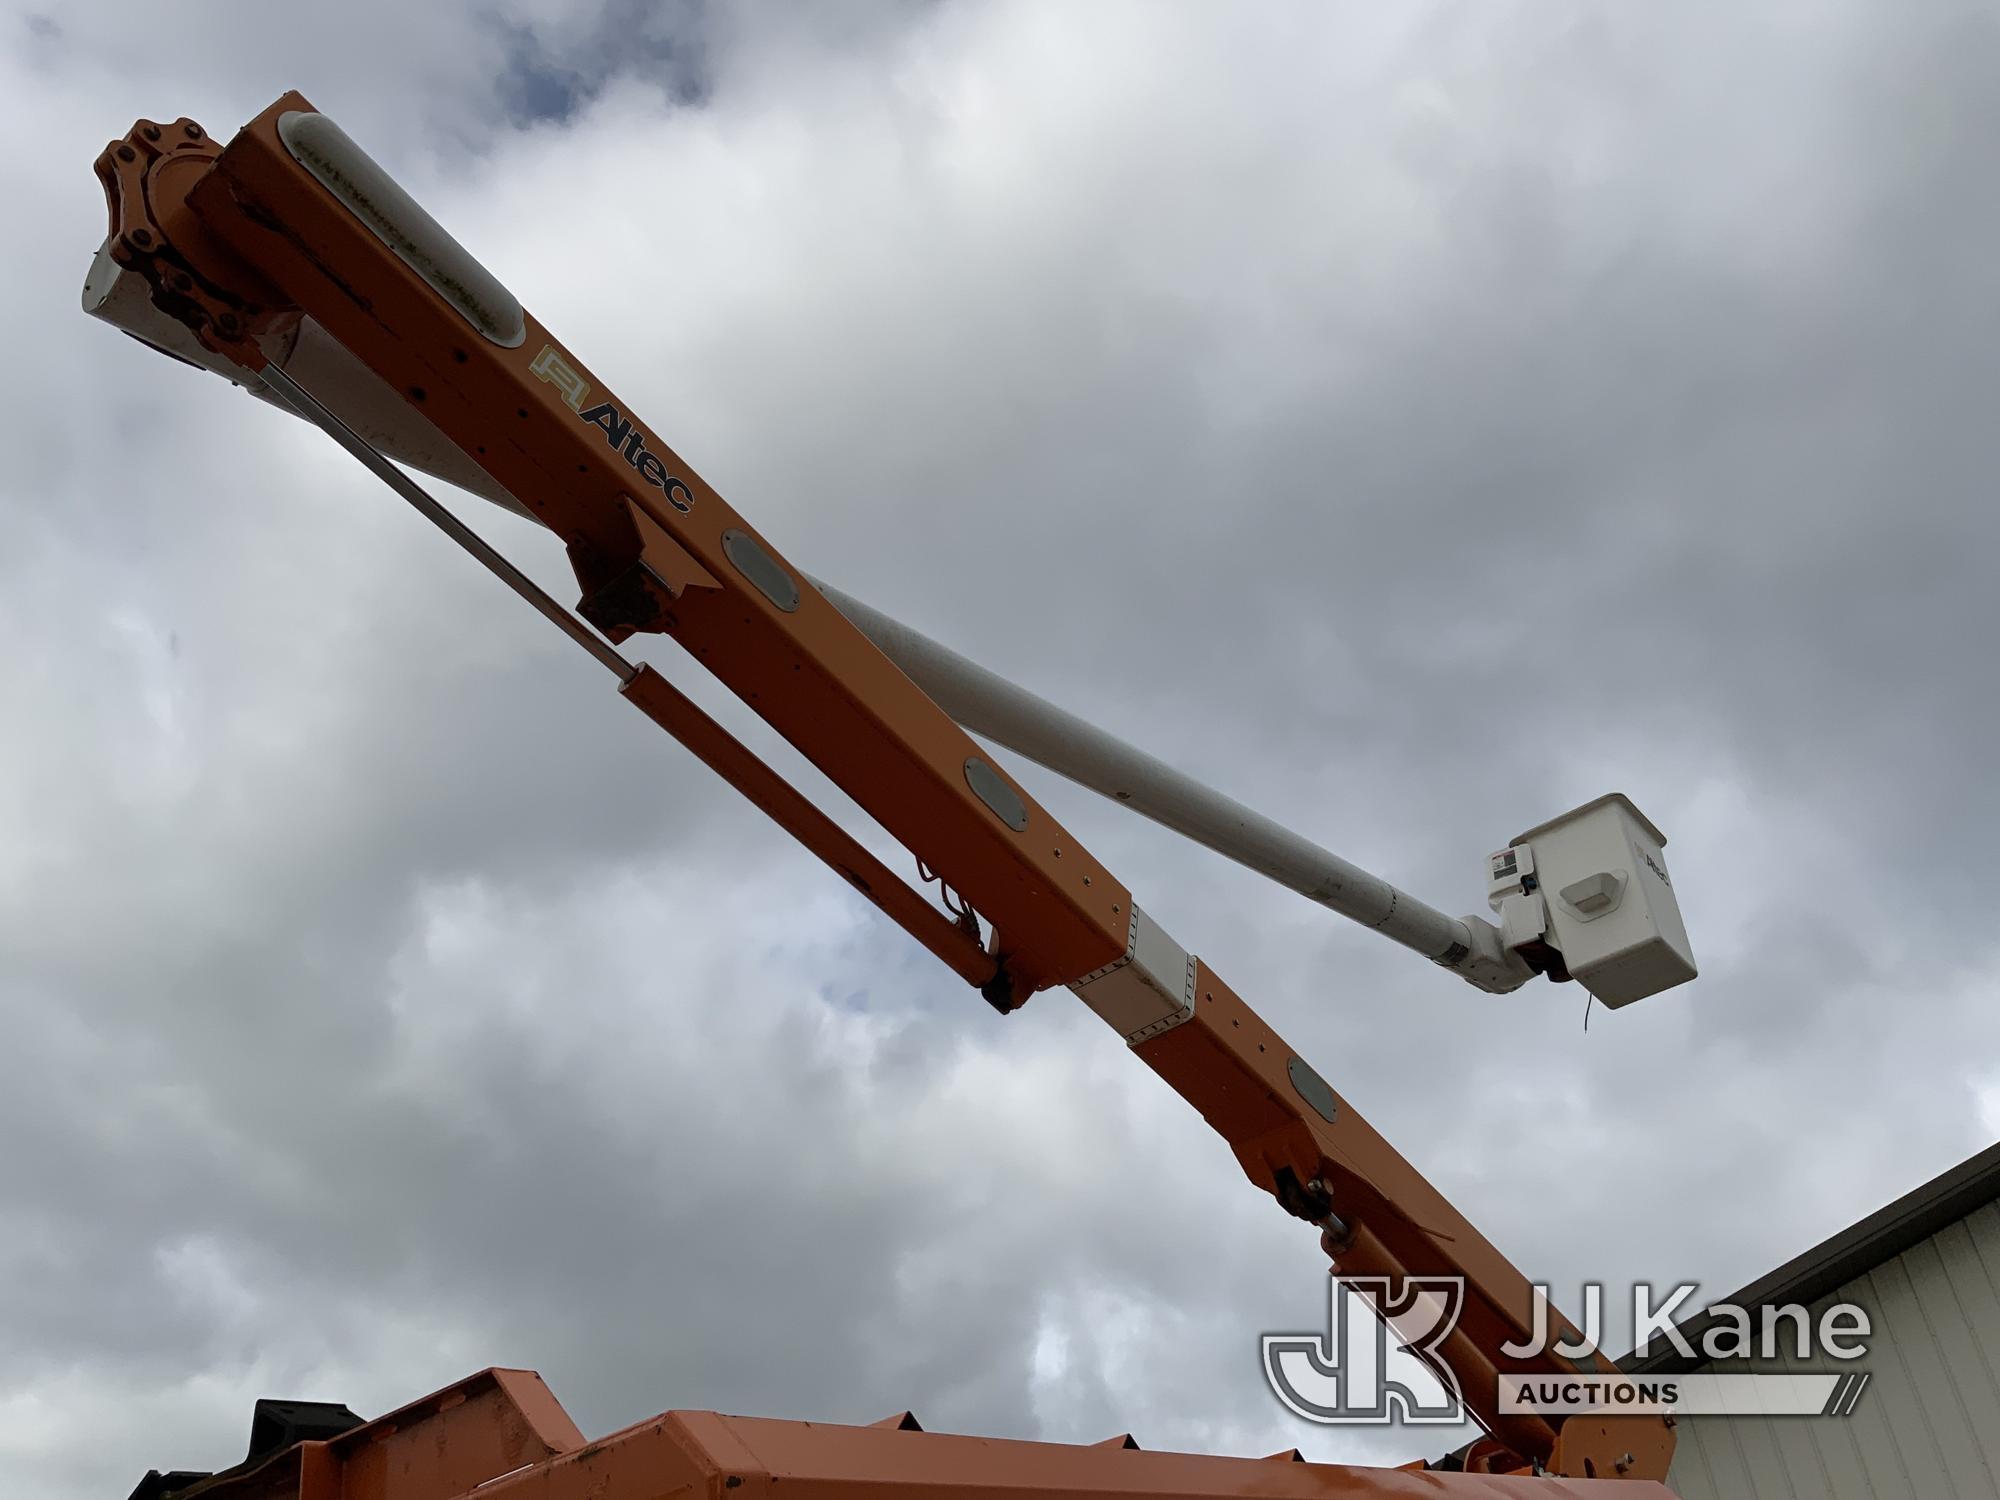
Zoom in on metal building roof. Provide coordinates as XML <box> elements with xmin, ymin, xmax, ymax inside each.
<box><xmin>1434</xmin><ymin>1138</ymin><xmax>2000</xmax><ymax>1481</ymax></box>
<box><xmin>1622</xmin><ymin>1138</ymin><xmax>2000</xmax><ymax>1374</ymax></box>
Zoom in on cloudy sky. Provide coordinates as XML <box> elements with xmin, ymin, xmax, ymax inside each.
<box><xmin>6</xmin><ymin>1</ymin><xmax>2000</xmax><ymax>1493</ymax></box>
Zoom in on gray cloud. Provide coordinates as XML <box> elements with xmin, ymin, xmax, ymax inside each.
<box><xmin>5</xmin><ymin>1</ymin><xmax>1999</xmax><ymax>1494</ymax></box>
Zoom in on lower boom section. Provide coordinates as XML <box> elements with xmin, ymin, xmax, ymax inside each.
<box><xmin>1070</xmin><ymin>908</ymin><xmax>1671</xmax><ymax>1480</ymax></box>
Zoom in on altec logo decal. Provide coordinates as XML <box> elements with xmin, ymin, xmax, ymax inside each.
<box><xmin>529</xmin><ymin>345</ymin><xmax>694</xmax><ymax>514</ymax></box>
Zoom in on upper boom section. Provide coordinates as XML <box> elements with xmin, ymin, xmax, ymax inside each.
<box><xmin>99</xmin><ymin>93</ymin><xmax>1130</xmax><ymax>1004</ymax></box>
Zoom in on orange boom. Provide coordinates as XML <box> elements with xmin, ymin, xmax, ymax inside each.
<box><xmin>92</xmin><ymin>93</ymin><xmax>1678</xmax><ymax>1492</ymax></box>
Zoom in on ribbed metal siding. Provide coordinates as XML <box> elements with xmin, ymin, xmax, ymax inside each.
<box><xmin>1666</xmin><ymin>1201</ymin><xmax>2000</xmax><ymax>1499</ymax></box>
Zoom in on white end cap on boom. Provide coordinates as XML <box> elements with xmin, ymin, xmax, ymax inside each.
<box><xmin>1488</xmin><ymin>794</ymin><xmax>1697</xmax><ymax>1007</ymax></box>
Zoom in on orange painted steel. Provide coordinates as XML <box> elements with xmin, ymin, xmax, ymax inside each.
<box><xmin>619</xmin><ymin>662</ymin><xmax>997</xmax><ymax>988</ymax></box>
<box><xmin>137</xmin><ymin>92</ymin><xmax>1132</xmax><ymax>1007</ymax></box>
<box><xmin>1135</xmin><ymin>962</ymin><xmax>1670</xmax><ymax>1475</ymax></box>
<box><xmin>95</xmin><ymin>94</ymin><xmax>1675</xmax><ymax>1482</ymax></box>
<box><xmin>172</xmin><ymin>1370</ymin><xmax>585</xmax><ymax>1500</ymax></box>
<box><xmin>166</xmin><ymin>1368</ymin><xmax>1674</xmax><ymax>1500</ymax></box>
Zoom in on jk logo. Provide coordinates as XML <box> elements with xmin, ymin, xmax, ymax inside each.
<box><xmin>1262</xmin><ymin>1276</ymin><xmax>1467</xmax><ymax>1425</ymax></box>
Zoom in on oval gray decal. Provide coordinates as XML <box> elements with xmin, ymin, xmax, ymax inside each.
<box><xmin>722</xmin><ymin>528</ymin><xmax>800</xmax><ymax>613</ymax></box>
<box><xmin>1287</xmin><ymin>1056</ymin><xmax>1338</xmax><ymax>1124</ymax></box>
<box><xmin>964</xmin><ymin>757</ymin><xmax>1029</xmax><ymax>832</ymax></box>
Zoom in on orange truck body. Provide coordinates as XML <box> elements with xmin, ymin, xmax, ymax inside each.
<box><xmin>135</xmin><ymin>1368</ymin><xmax>1675</xmax><ymax>1500</ymax></box>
